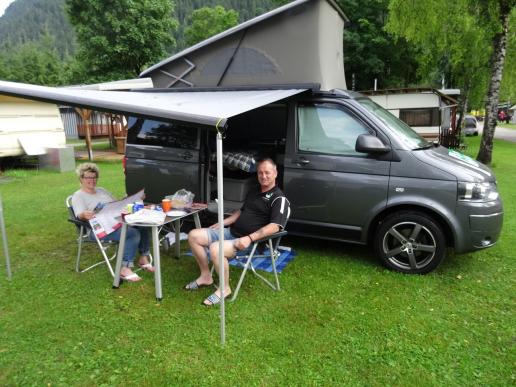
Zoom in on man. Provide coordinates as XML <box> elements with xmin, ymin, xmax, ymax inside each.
<box><xmin>186</xmin><ymin>158</ymin><xmax>290</xmax><ymax>306</ymax></box>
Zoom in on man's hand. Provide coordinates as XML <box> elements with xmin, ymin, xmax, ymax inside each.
<box><xmin>234</xmin><ymin>236</ymin><xmax>252</xmax><ymax>251</ymax></box>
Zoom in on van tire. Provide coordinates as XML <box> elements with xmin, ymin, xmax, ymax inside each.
<box><xmin>374</xmin><ymin>211</ymin><xmax>446</xmax><ymax>274</ymax></box>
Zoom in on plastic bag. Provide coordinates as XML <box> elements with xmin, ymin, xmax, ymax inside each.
<box><xmin>166</xmin><ymin>189</ymin><xmax>194</xmax><ymax>209</ymax></box>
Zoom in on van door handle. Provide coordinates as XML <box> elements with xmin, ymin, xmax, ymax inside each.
<box><xmin>180</xmin><ymin>151</ymin><xmax>193</xmax><ymax>160</ymax></box>
<box><xmin>294</xmin><ymin>157</ymin><xmax>310</xmax><ymax>166</ymax></box>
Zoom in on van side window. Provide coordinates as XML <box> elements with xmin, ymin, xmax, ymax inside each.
<box><xmin>127</xmin><ymin>118</ymin><xmax>199</xmax><ymax>149</ymax></box>
<box><xmin>298</xmin><ymin>104</ymin><xmax>372</xmax><ymax>156</ymax></box>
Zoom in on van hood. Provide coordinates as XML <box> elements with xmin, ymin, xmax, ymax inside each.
<box><xmin>412</xmin><ymin>146</ymin><xmax>496</xmax><ymax>183</ymax></box>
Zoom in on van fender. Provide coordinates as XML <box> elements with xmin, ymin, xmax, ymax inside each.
<box><xmin>363</xmin><ymin>195</ymin><xmax>461</xmax><ymax>249</ymax></box>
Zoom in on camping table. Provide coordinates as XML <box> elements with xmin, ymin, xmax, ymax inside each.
<box><xmin>112</xmin><ymin>208</ymin><xmax>203</xmax><ymax>301</ymax></box>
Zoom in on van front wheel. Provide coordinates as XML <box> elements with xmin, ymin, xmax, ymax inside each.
<box><xmin>374</xmin><ymin>211</ymin><xmax>446</xmax><ymax>274</ymax></box>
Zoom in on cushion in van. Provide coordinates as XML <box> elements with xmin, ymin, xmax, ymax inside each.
<box><xmin>212</xmin><ymin>151</ymin><xmax>257</xmax><ymax>172</ymax></box>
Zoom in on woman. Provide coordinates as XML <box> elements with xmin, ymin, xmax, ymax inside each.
<box><xmin>71</xmin><ymin>162</ymin><xmax>153</xmax><ymax>282</ymax></box>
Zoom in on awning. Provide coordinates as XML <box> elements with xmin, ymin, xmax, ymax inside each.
<box><xmin>0</xmin><ymin>81</ymin><xmax>308</xmax><ymax>128</ymax></box>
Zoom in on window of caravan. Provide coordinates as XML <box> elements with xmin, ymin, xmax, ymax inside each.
<box><xmin>127</xmin><ymin>117</ymin><xmax>199</xmax><ymax>149</ymax></box>
<box><xmin>399</xmin><ymin>108</ymin><xmax>440</xmax><ymax>127</ymax></box>
<box><xmin>297</xmin><ymin>103</ymin><xmax>372</xmax><ymax>156</ymax></box>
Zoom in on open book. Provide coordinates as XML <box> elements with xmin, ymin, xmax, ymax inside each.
<box><xmin>89</xmin><ymin>189</ymin><xmax>145</xmax><ymax>238</ymax></box>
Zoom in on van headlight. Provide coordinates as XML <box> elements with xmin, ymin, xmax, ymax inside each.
<box><xmin>458</xmin><ymin>182</ymin><xmax>499</xmax><ymax>202</ymax></box>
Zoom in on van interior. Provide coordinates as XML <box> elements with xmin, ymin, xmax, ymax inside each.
<box><xmin>205</xmin><ymin>103</ymin><xmax>288</xmax><ymax>212</ymax></box>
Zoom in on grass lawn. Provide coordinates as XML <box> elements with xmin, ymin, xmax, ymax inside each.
<box><xmin>0</xmin><ymin>138</ymin><xmax>514</xmax><ymax>385</ymax></box>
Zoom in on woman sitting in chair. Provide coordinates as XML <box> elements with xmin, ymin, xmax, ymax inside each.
<box><xmin>71</xmin><ymin>162</ymin><xmax>153</xmax><ymax>282</ymax></box>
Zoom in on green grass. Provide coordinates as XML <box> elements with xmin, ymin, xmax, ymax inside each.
<box><xmin>67</xmin><ymin>138</ymin><xmax>114</xmax><ymax>151</ymax></box>
<box><xmin>0</xmin><ymin>143</ymin><xmax>514</xmax><ymax>386</ymax></box>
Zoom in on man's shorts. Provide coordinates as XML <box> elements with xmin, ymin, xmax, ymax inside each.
<box><xmin>206</xmin><ymin>227</ymin><xmax>238</xmax><ymax>245</ymax></box>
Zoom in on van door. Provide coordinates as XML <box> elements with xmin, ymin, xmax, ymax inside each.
<box><xmin>125</xmin><ymin>118</ymin><xmax>204</xmax><ymax>203</ymax></box>
<box><xmin>284</xmin><ymin>101</ymin><xmax>390</xmax><ymax>242</ymax></box>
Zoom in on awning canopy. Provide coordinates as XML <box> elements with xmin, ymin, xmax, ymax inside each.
<box><xmin>0</xmin><ymin>81</ymin><xmax>308</xmax><ymax>129</ymax></box>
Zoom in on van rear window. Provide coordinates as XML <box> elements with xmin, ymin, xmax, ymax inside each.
<box><xmin>126</xmin><ymin>118</ymin><xmax>199</xmax><ymax>149</ymax></box>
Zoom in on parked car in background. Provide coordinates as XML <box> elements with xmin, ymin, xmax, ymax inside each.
<box><xmin>463</xmin><ymin>115</ymin><xmax>479</xmax><ymax>136</ymax></box>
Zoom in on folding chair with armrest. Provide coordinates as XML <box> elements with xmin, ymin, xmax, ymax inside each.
<box><xmin>230</xmin><ymin>230</ymin><xmax>288</xmax><ymax>302</ymax></box>
<box><xmin>66</xmin><ymin>195</ymin><xmax>117</xmax><ymax>277</ymax></box>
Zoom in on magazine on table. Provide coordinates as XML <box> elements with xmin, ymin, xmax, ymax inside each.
<box><xmin>89</xmin><ymin>189</ymin><xmax>145</xmax><ymax>238</ymax></box>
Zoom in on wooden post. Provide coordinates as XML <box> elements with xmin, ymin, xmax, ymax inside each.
<box><xmin>107</xmin><ymin>113</ymin><xmax>115</xmax><ymax>148</ymax></box>
<box><xmin>76</xmin><ymin>108</ymin><xmax>93</xmax><ymax>160</ymax></box>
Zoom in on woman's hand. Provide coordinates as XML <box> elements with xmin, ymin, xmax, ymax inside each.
<box><xmin>81</xmin><ymin>210</ymin><xmax>95</xmax><ymax>220</ymax></box>
<box><xmin>209</xmin><ymin>223</ymin><xmax>220</xmax><ymax>230</ymax></box>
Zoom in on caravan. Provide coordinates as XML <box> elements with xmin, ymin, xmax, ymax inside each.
<box><xmin>0</xmin><ymin>95</ymin><xmax>65</xmax><ymax>158</ymax></box>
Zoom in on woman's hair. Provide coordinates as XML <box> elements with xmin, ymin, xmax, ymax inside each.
<box><xmin>76</xmin><ymin>162</ymin><xmax>99</xmax><ymax>178</ymax></box>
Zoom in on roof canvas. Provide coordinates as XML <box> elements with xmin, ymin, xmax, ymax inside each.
<box><xmin>0</xmin><ymin>80</ymin><xmax>307</xmax><ymax>128</ymax></box>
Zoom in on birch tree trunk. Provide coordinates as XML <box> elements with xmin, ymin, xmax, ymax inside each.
<box><xmin>477</xmin><ymin>3</ymin><xmax>513</xmax><ymax>164</ymax></box>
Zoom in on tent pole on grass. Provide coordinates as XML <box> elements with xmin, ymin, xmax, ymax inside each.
<box><xmin>0</xmin><ymin>194</ymin><xmax>12</xmax><ymax>280</ymax></box>
<box><xmin>216</xmin><ymin>127</ymin><xmax>226</xmax><ymax>345</ymax></box>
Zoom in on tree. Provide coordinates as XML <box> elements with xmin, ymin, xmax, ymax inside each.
<box><xmin>0</xmin><ymin>35</ymin><xmax>67</xmax><ymax>86</ymax></box>
<box><xmin>477</xmin><ymin>1</ymin><xmax>516</xmax><ymax>164</ymax></box>
<box><xmin>387</xmin><ymin>0</ymin><xmax>493</xmax><ymax>132</ymax></box>
<box><xmin>65</xmin><ymin>0</ymin><xmax>178</xmax><ymax>83</ymax></box>
<box><xmin>387</xmin><ymin>0</ymin><xmax>516</xmax><ymax>164</ymax></box>
<box><xmin>337</xmin><ymin>0</ymin><xmax>419</xmax><ymax>91</ymax></box>
<box><xmin>184</xmin><ymin>5</ymin><xmax>239</xmax><ymax>47</ymax></box>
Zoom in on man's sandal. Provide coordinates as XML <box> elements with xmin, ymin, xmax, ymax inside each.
<box><xmin>184</xmin><ymin>280</ymin><xmax>213</xmax><ymax>291</ymax></box>
<box><xmin>202</xmin><ymin>292</ymin><xmax>230</xmax><ymax>307</ymax></box>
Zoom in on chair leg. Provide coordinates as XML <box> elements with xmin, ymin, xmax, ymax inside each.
<box><xmin>94</xmin><ymin>237</ymin><xmax>116</xmax><ymax>277</ymax></box>
<box><xmin>74</xmin><ymin>227</ymin><xmax>117</xmax><ymax>277</ymax></box>
<box><xmin>231</xmin><ymin>237</ymin><xmax>283</xmax><ymax>301</ymax></box>
<box><xmin>75</xmin><ymin>226</ymin><xmax>85</xmax><ymax>273</ymax></box>
<box><xmin>230</xmin><ymin>243</ymin><xmax>259</xmax><ymax>302</ymax></box>
<box><xmin>247</xmin><ymin>238</ymin><xmax>281</xmax><ymax>290</ymax></box>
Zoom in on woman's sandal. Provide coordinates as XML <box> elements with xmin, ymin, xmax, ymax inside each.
<box><xmin>138</xmin><ymin>262</ymin><xmax>155</xmax><ymax>273</ymax></box>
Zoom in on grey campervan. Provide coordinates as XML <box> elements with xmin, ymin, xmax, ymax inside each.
<box><xmin>124</xmin><ymin>89</ymin><xmax>503</xmax><ymax>274</ymax></box>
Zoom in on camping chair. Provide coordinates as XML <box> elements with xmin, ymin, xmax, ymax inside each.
<box><xmin>66</xmin><ymin>196</ymin><xmax>117</xmax><ymax>277</ymax></box>
<box><xmin>230</xmin><ymin>230</ymin><xmax>288</xmax><ymax>302</ymax></box>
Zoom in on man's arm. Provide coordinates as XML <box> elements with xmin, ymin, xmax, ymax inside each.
<box><xmin>234</xmin><ymin>222</ymin><xmax>280</xmax><ymax>250</ymax></box>
<box><xmin>209</xmin><ymin>210</ymin><xmax>241</xmax><ymax>229</ymax></box>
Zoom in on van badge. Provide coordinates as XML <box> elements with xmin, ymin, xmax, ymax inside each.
<box><xmin>395</xmin><ymin>187</ymin><xmax>405</xmax><ymax>192</ymax></box>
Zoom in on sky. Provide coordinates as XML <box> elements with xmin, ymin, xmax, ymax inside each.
<box><xmin>0</xmin><ymin>0</ymin><xmax>15</xmax><ymax>17</ymax></box>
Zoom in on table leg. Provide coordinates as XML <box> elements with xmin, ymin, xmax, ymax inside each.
<box><xmin>174</xmin><ymin>219</ymin><xmax>180</xmax><ymax>258</ymax></box>
<box><xmin>152</xmin><ymin>225</ymin><xmax>162</xmax><ymax>301</ymax></box>
<box><xmin>112</xmin><ymin>223</ymin><xmax>127</xmax><ymax>289</ymax></box>
<box><xmin>194</xmin><ymin>212</ymin><xmax>201</xmax><ymax>229</ymax></box>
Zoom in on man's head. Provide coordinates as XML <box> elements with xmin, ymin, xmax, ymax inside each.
<box><xmin>256</xmin><ymin>158</ymin><xmax>277</xmax><ymax>191</ymax></box>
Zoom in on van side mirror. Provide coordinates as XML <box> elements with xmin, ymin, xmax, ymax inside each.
<box><xmin>355</xmin><ymin>134</ymin><xmax>390</xmax><ymax>154</ymax></box>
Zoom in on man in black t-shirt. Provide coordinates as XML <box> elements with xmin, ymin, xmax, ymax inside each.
<box><xmin>186</xmin><ymin>158</ymin><xmax>290</xmax><ymax>306</ymax></box>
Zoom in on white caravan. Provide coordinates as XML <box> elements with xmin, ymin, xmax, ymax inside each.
<box><xmin>0</xmin><ymin>95</ymin><xmax>66</xmax><ymax>158</ymax></box>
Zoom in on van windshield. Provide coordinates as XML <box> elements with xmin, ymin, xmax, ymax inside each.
<box><xmin>357</xmin><ymin>98</ymin><xmax>430</xmax><ymax>149</ymax></box>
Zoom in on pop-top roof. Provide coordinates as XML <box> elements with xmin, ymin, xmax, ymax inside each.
<box><xmin>141</xmin><ymin>0</ymin><xmax>348</xmax><ymax>91</ymax></box>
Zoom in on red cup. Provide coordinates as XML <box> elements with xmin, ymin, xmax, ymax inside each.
<box><xmin>162</xmin><ymin>198</ymin><xmax>171</xmax><ymax>212</ymax></box>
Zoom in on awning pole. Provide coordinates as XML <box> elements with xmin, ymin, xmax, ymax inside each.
<box><xmin>0</xmin><ymin>194</ymin><xmax>12</xmax><ymax>280</ymax></box>
<box><xmin>216</xmin><ymin>130</ymin><xmax>225</xmax><ymax>345</ymax></box>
